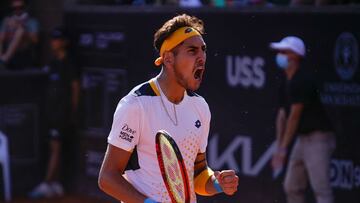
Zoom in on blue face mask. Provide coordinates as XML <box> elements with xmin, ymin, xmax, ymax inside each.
<box><xmin>276</xmin><ymin>53</ymin><xmax>289</xmax><ymax>70</ymax></box>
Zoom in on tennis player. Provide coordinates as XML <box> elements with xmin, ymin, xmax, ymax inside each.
<box><xmin>98</xmin><ymin>14</ymin><xmax>239</xmax><ymax>203</ymax></box>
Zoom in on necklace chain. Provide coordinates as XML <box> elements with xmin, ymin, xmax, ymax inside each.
<box><xmin>156</xmin><ymin>80</ymin><xmax>178</xmax><ymax>126</ymax></box>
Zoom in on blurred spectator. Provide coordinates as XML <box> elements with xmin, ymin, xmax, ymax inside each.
<box><xmin>270</xmin><ymin>36</ymin><xmax>335</xmax><ymax>203</ymax></box>
<box><xmin>0</xmin><ymin>0</ymin><xmax>39</xmax><ymax>70</ymax></box>
<box><xmin>28</xmin><ymin>27</ymin><xmax>81</xmax><ymax>199</ymax></box>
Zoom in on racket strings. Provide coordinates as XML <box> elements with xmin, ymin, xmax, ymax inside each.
<box><xmin>160</xmin><ymin>138</ymin><xmax>186</xmax><ymax>202</ymax></box>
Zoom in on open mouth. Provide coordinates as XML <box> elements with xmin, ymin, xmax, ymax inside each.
<box><xmin>194</xmin><ymin>68</ymin><xmax>204</xmax><ymax>80</ymax></box>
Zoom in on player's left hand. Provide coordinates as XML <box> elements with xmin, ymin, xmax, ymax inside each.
<box><xmin>215</xmin><ymin>170</ymin><xmax>239</xmax><ymax>195</ymax></box>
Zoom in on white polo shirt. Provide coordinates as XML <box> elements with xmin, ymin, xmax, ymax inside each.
<box><xmin>107</xmin><ymin>78</ymin><xmax>211</xmax><ymax>203</ymax></box>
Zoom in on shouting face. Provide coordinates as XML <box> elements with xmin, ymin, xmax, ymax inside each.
<box><xmin>170</xmin><ymin>35</ymin><xmax>207</xmax><ymax>91</ymax></box>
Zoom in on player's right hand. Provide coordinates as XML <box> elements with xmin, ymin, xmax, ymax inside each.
<box><xmin>215</xmin><ymin>170</ymin><xmax>239</xmax><ymax>196</ymax></box>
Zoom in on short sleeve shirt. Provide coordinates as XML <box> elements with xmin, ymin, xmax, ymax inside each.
<box><xmin>279</xmin><ymin>68</ymin><xmax>333</xmax><ymax>134</ymax></box>
<box><xmin>107</xmin><ymin>78</ymin><xmax>211</xmax><ymax>203</ymax></box>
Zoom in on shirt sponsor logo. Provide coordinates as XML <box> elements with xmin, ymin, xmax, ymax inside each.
<box><xmin>119</xmin><ymin>124</ymin><xmax>135</xmax><ymax>142</ymax></box>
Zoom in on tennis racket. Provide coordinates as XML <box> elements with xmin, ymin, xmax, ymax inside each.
<box><xmin>155</xmin><ymin>130</ymin><xmax>190</xmax><ymax>203</ymax></box>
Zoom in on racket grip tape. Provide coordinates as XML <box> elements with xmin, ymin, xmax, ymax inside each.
<box><xmin>213</xmin><ymin>179</ymin><xmax>223</xmax><ymax>193</ymax></box>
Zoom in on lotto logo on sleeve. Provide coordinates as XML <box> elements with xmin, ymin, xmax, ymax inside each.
<box><xmin>119</xmin><ymin>124</ymin><xmax>136</xmax><ymax>142</ymax></box>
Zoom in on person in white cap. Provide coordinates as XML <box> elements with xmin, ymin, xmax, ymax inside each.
<box><xmin>270</xmin><ymin>36</ymin><xmax>335</xmax><ymax>203</ymax></box>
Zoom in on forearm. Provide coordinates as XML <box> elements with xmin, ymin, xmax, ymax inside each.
<box><xmin>275</xmin><ymin>109</ymin><xmax>286</xmax><ymax>144</ymax></box>
<box><xmin>280</xmin><ymin>116</ymin><xmax>299</xmax><ymax>149</ymax></box>
<box><xmin>3</xmin><ymin>27</ymin><xmax>24</xmax><ymax>60</ymax></box>
<box><xmin>279</xmin><ymin>103</ymin><xmax>303</xmax><ymax>149</ymax></box>
<box><xmin>194</xmin><ymin>153</ymin><xmax>217</xmax><ymax>196</ymax></box>
<box><xmin>99</xmin><ymin>144</ymin><xmax>152</xmax><ymax>203</ymax></box>
<box><xmin>99</xmin><ymin>172</ymin><xmax>147</xmax><ymax>203</ymax></box>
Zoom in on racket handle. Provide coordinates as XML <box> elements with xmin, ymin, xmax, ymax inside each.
<box><xmin>144</xmin><ymin>198</ymin><xmax>159</xmax><ymax>203</ymax></box>
<box><xmin>213</xmin><ymin>179</ymin><xmax>223</xmax><ymax>193</ymax></box>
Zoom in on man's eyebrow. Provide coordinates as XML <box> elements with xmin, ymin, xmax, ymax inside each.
<box><xmin>186</xmin><ymin>44</ymin><xmax>207</xmax><ymax>50</ymax></box>
<box><xmin>186</xmin><ymin>45</ymin><xmax>199</xmax><ymax>49</ymax></box>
